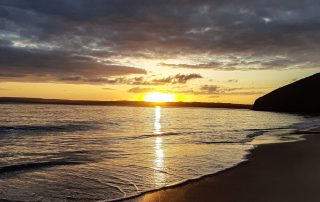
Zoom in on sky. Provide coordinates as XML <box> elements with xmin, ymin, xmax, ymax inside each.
<box><xmin>0</xmin><ymin>0</ymin><xmax>319</xmax><ymax>104</ymax></box>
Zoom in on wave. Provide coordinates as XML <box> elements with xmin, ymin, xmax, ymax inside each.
<box><xmin>0</xmin><ymin>161</ymin><xmax>82</xmax><ymax>175</ymax></box>
<box><xmin>291</xmin><ymin>118</ymin><xmax>320</xmax><ymax>131</ymax></box>
<box><xmin>121</xmin><ymin>127</ymin><xmax>290</xmax><ymax>142</ymax></box>
<box><xmin>121</xmin><ymin>132</ymin><xmax>182</xmax><ymax>140</ymax></box>
<box><xmin>108</xmin><ymin>158</ymin><xmax>249</xmax><ymax>202</ymax></box>
<box><xmin>0</xmin><ymin>123</ymin><xmax>101</xmax><ymax>134</ymax></box>
<box><xmin>246</xmin><ymin>118</ymin><xmax>320</xmax><ymax>140</ymax></box>
<box><xmin>196</xmin><ymin>140</ymin><xmax>248</xmax><ymax>144</ymax></box>
<box><xmin>246</xmin><ymin>127</ymin><xmax>293</xmax><ymax>138</ymax></box>
<box><xmin>125</xmin><ymin>125</ymin><xmax>315</xmax><ymax>145</ymax></box>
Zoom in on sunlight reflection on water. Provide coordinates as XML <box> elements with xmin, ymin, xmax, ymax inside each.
<box><xmin>154</xmin><ymin>106</ymin><xmax>161</xmax><ymax>134</ymax></box>
<box><xmin>154</xmin><ymin>106</ymin><xmax>165</xmax><ymax>185</ymax></box>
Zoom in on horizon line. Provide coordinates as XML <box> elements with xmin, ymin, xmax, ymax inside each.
<box><xmin>0</xmin><ymin>97</ymin><xmax>252</xmax><ymax>109</ymax></box>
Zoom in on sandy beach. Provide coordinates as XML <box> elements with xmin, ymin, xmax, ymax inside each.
<box><xmin>126</xmin><ymin>130</ymin><xmax>320</xmax><ymax>202</ymax></box>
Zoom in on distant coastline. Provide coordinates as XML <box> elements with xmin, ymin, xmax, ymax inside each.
<box><xmin>0</xmin><ymin>97</ymin><xmax>251</xmax><ymax>109</ymax></box>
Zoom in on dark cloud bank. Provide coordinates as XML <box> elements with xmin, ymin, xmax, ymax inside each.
<box><xmin>0</xmin><ymin>0</ymin><xmax>319</xmax><ymax>84</ymax></box>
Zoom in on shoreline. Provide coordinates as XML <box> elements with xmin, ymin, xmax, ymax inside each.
<box><xmin>122</xmin><ymin>129</ymin><xmax>320</xmax><ymax>202</ymax></box>
<box><xmin>112</xmin><ymin>156</ymin><xmax>249</xmax><ymax>202</ymax></box>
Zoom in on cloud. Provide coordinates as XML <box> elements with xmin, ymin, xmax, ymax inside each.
<box><xmin>0</xmin><ymin>0</ymin><xmax>319</xmax><ymax>84</ymax></box>
<box><xmin>200</xmin><ymin>85</ymin><xmax>220</xmax><ymax>93</ymax></box>
<box><xmin>0</xmin><ymin>46</ymin><xmax>146</xmax><ymax>84</ymax></box>
<box><xmin>227</xmin><ymin>79</ymin><xmax>238</xmax><ymax>83</ymax></box>
<box><xmin>128</xmin><ymin>87</ymin><xmax>154</xmax><ymax>93</ymax></box>
<box><xmin>160</xmin><ymin>54</ymin><xmax>320</xmax><ymax>71</ymax></box>
<box><xmin>151</xmin><ymin>73</ymin><xmax>202</xmax><ymax>84</ymax></box>
<box><xmin>102</xmin><ymin>74</ymin><xmax>202</xmax><ymax>85</ymax></box>
<box><xmin>102</xmin><ymin>87</ymin><xmax>115</xmax><ymax>90</ymax></box>
<box><xmin>225</xmin><ymin>91</ymin><xmax>264</xmax><ymax>95</ymax></box>
<box><xmin>160</xmin><ymin>62</ymin><xmax>227</xmax><ymax>70</ymax></box>
<box><xmin>127</xmin><ymin>84</ymin><xmax>265</xmax><ymax>97</ymax></box>
<box><xmin>178</xmin><ymin>84</ymin><xmax>264</xmax><ymax>96</ymax></box>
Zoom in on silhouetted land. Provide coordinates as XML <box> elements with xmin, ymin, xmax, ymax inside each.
<box><xmin>253</xmin><ymin>73</ymin><xmax>320</xmax><ymax>113</ymax></box>
<box><xmin>0</xmin><ymin>97</ymin><xmax>251</xmax><ymax>109</ymax></box>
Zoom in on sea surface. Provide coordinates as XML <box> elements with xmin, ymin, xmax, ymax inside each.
<box><xmin>0</xmin><ymin>104</ymin><xmax>317</xmax><ymax>201</ymax></box>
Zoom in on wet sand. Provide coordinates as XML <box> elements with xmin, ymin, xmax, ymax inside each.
<box><xmin>126</xmin><ymin>132</ymin><xmax>320</xmax><ymax>202</ymax></box>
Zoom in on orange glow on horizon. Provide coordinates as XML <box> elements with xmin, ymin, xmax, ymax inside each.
<box><xmin>143</xmin><ymin>92</ymin><xmax>177</xmax><ymax>102</ymax></box>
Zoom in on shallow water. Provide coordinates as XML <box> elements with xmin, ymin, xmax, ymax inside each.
<box><xmin>0</xmin><ymin>104</ymin><xmax>311</xmax><ymax>201</ymax></box>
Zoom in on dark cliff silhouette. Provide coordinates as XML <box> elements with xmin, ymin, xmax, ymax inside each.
<box><xmin>252</xmin><ymin>73</ymin><xmax>320</xmax><ymax>113</ymax></box>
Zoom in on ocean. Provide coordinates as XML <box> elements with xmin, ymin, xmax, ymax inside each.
<box><xmin>0</xmin><ymin>104</ymin><xmax>317</xmax><ymax>201</ymax></box>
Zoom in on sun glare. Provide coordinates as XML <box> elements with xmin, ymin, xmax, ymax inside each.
<box><xmin>143</xmin><ymin>92</ymin><xmax>176</xmax><ymax>102</ymax></box>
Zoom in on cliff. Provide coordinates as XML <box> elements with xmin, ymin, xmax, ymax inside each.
<box><xmin>252</xmin><ymin>73</ymin><xmax>320</xmax><ymax>113</ymax></box>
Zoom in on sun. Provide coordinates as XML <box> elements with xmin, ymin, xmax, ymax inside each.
<box><xmin>143</xmin><ymin>92</ymin><xmax>176</xmax><ymax>102</ymax></box>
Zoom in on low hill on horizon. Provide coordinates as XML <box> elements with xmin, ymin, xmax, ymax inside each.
<box><xmin>252</xmin><ymin>73</ymin><xmax>320</xmax><ymax>113</ymax></box>
<box><xmin>0</xmin><ymin>97</ymin><xmax>251</xmax><ymax>109</ymax></box>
